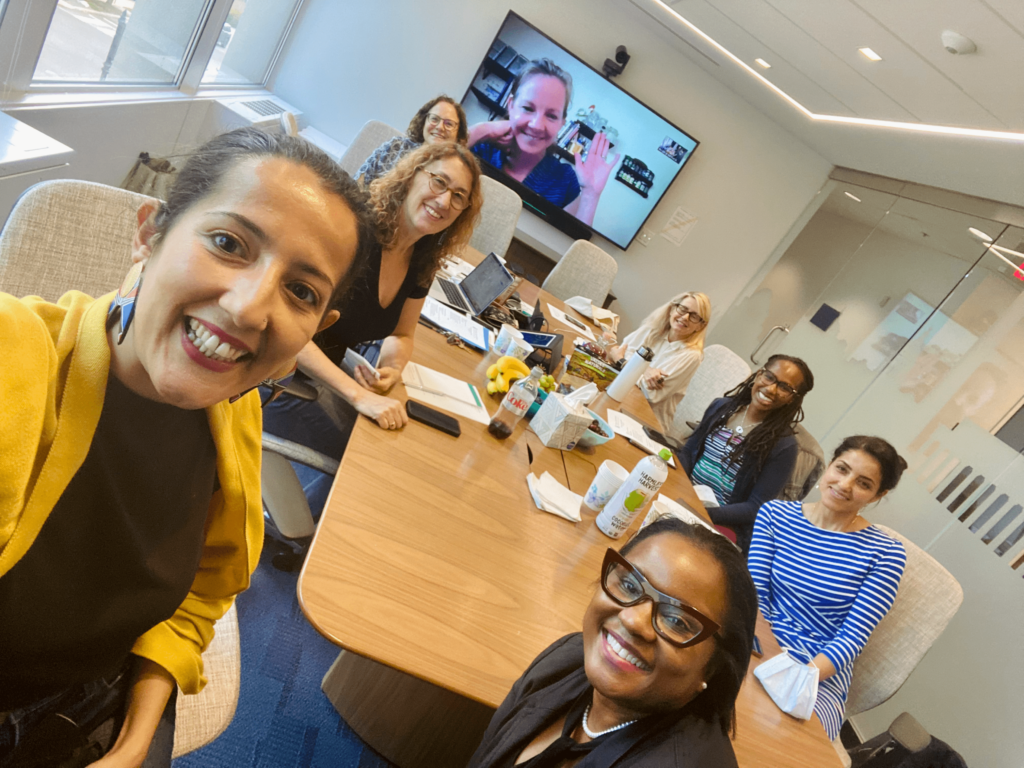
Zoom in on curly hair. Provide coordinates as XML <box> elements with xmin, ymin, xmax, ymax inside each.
<box><xmin>706</xmin><ymin>354</ymin><xmax>815</xmax><ymax>475</ymax></box>
<box><xmin>368</xmin><ymin>142</ymin><xmax>482</xmax><ymax>289</ymax></box>
<box><xmin>635</xmin><ymin>291</ymin><xmax>711</xmax><ymax>353</ymax></box>
<box><xmin>407</xmin><ymin>95</ymin><xmax>469</xmax><ymax>145</ymax></box>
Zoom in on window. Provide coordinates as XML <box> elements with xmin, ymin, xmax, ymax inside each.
<box><xmin>202</xmin><ymin>0</ymin><xmax>302</xmax><ymax>86</ymax></box>
<box><xmin>33</xmin><ymin>0</ymin><xmax>211</xmax><ymax>85</ymax></box>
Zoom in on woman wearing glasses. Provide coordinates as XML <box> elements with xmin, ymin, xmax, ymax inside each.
<box><xmin>679</xmin><ymin>354</ymin><xmax>814</xmax><ymax>554</ymax></box>
<box><xmin>468</xmin><ymin>517</ymin><xmax>758</xmax><ymax>768</ymax></box>
<box><xmin>357</xmin><ymin>95</ymin><xmax>469</xmax><ymax>186</ymax></box>
<box><xmin>605</xmin><ymin>292</ymin><xmax>711</xmax><ymax>431</ymax></box>
<box><xmin>748</xmin><ymin>436</ymin><xmax>907</xmax><ymax>741</ymax></box>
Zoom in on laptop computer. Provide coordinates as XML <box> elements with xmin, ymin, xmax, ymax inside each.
<box><xmin>428</xmin><ymin>252</ymin><xmax>515</xmax><ymax>316</ymax></box>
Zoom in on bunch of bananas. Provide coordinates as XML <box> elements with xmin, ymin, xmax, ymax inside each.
<box><xmin>485</xmin><ymin>356</ymin><xmax>531</xmax><ymax>395</ymax></box>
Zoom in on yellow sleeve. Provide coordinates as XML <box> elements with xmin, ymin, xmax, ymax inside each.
<box><xmin>131</xmin><ymin>390</ymin><xmax>265</xmax><ymax>694</ymax></box>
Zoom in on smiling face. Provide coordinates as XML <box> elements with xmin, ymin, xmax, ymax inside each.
<box><xmin>819</xmin><ymin>448</ymin><xmax>886</xmax><ymax>516</ymax></box>
<box><xmin>582</xmin><ymin>534</ymin><xmax>727</xmax><ymax>717</ymax></box>
<box><xmin>116</xmin><ymin>157</ymin><xmax>358</xmax><ymax>410</ymax></box>
<box><xmin>507</xmin><ymin>74</ymin><xmax>567</xmax><ymax>156</ymax></box>
<box><xmin>668</xmin><ymin>296</ymin><xmax>705</xmax><ymax>341</ymax></box>
<box><xmin>401</xmin><ymin>156</ymin><xmax>472</xmax><ymax>238</ymax></box>
<box><xmin>749</xmin><ymin>360</ymin><xmax>804</xmax><ymax>414</ymax></box>
<box><xmin>423</xmin><ymin>100</ymin><xmax>460</xmax><ymax>146</ymax></box>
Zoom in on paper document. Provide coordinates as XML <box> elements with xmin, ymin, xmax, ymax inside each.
<box><xmin>438</xmin><ymin>255</ymin><xmax>475</xmax><ymax>280</ymax></box>
<box><xmin>344</xmin><ymin>348</ymin><xmax>379</xmax><ymax>380</ymax></box>
<box><xmin>692</xmin><ymin>485</ymin><xmax>720</xmax><ymax>508</ymax></box>
<box><xmin>421</xmin><ymin>297</ymin><xmax>490</xmax><ymax>351</ymax></box>
<box><xmin>605</xmin><ymin>410</ymin><xmax>676</xmax><ymax>467</ymax></box>
<box><xmin>653</xmin><ymin>494</ymin><xmax>718</xmax><ymax>534</ymax></box>
<box><xmin>547</xmin><ymin>303</ymin><xmax>595</xmax><ymax>341</ymax></box>
<box><xmin>402</xmin><ymin>362</ymin><xmax>490</xmax><ymax>425</ymax></box>
<box><xmin>526</xmin><ymin>472</ymin><xmax>583</xmax><ymax>522</ymax></box>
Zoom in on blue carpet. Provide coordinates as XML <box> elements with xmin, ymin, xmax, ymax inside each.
<box><xmin>172</xmin><ymin>540</ymin><xmax>397</xmax><ymax>768</ymax></box>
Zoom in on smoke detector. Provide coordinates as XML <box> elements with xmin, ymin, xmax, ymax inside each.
<box><xmin>941</xmin><ymin>30</ymin><xmax>977</xmax><ymax>55</ymax></box>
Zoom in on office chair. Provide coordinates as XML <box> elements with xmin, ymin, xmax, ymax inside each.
<box><xmin>469</xmin><ymin>176</ymin><xmax>523</xmax><ymax>258</ymax></box>
<box><xmin>338</xmin><ymin>119</ymin><xmax>403</xmax><ymax>178</ymax></box>
<box><xmin>541</xmin><ymin>239</ymin><xmax>618</xmax><ymax>306</ymax></box>
<box><xmin>667</xmin><ymin>344</ymin><xmax>751</xmax><ymax>441</ymax></box>
<box><xmin>0</xmin><ymin>179</ymin><xmax>251</xmax><ymax>756</ymax></box>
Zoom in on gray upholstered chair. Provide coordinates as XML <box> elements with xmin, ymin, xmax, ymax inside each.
<box><xmin>541</xmin><ymin>239</ymin><xmax>618</xmax><ymax>305</ymax></box>
<box><xmin>667</xmin><ymin>344</ymin><xmax>751</xmax><ymax>442</ymax></box>
<box><xmin>338</xmin><ymin>119</ymin><xmax>403</xmax><ymax>178</ymax></box>
<box><xmin>0</xmin><ymin>179</ymin><xmax>248</xmax><ymax>757</ymax></box>
<box><xmin>831</xmin><ymin>524</ymin><xmax>964</xmax><ymax>766</ymax></box>
<box><xmin>780</xmin><ymin>424</ymin><xmax>825</xmax><ymax>502</ymax></box>
<box><xmin>469</xmin><ymin>176</ymin><xmax>522</xmax><ymax>257</ymax></box>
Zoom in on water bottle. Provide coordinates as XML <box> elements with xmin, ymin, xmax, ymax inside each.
<box><xmin>488</xmin><ymin>367</ymin><xmax>543</xmax><ymax>440</ymax></box>
<box><xmin>596</xmin><ymin>448</ymin><xmax>672</xmax><ymax>538</ymax></box>
<box><xmin>606</xmin><ymin>345</ymin><xmax>654</xmax><ymax>402</ymax></box>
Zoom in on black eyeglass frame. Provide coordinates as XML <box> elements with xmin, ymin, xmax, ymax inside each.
<box><xmin>670</xmin><ymin>303</ymin><xmax>705</xmax><ymax>326</ymax></box>
<box><xmin>600</xmin><ymin>548</ymin><xmax>720</xmax><ymax>648</ymax></box>
<box><xmin>419</xmin><ymin>168</ymin><xmax>471</xmax><ymax>211</ymax></box>
<box><xmin>756</xmin><ymin>368</ymin><xmax>800</xmax><ymax>398</ymax></box>
<box><xmin>425</xmin><ymin>112</ymin><xmax>459</xmax><ymax>132</ymax></box>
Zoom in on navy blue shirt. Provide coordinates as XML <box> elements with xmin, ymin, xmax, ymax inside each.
<box><xmin>472</xmin><ymin>142</ymin><xmax>580</xmax><ymax>208</ymax></box>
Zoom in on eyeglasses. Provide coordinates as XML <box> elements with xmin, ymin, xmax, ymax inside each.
<box><xmin>420</xmin><ymin>169</ymin><xmax>471</xmax><ymax>211</ymax></box>
<box><xmin>758</xmin><ymin>368</ymin><xmax>799</xmax><ymax>397</ymax></box>
<box><xmin>600</xmin><ymin>549</ymin><xmax>720</xmax><ymax>648</ymax></box>
<box><xmin>671</xmin><ymin>304</ymin><xmax>705</xmax><ymax>325</ymax></box>
<box><xmin>425</xmin><ymin>113</ymin><xmax>458</xmax><ymax>133</ymax></box>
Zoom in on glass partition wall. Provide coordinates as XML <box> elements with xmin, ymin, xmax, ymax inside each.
<box><xmin>711</xmin><ymin>173</ymin><xmax>1024</xmax><ymax>767</ymax></box>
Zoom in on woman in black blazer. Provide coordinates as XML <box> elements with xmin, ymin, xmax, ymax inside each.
<box><xmin>467</xmin><ymin>517</ymin><xmax>758</xmax><ymax>768</ymax></box>
<box><xmin>678</xmin><ymin>354</ymin><xmax>814</xmax><ymax>554</ymax></box>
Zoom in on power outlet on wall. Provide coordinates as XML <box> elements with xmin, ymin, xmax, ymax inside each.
<box><xmin>637</xmin><ymin>227</ymin><xmax>654</xmax><ymax>246</ymax></box>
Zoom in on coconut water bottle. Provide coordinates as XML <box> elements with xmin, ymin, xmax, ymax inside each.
<box><xmin>595</xmin><ymin>448</ymin><xmax>672</xmax><ymax>538</ymax></box>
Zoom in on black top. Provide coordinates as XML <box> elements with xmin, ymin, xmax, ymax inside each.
<box><xmin>0</xmin><ymin>374</ymin><xmax>217</xmax><ymax>709</ymax></box>
<box><xmin>467</xmin><ymin>634</ymin><xmax>738</xmax><ymax>768</ymax></box>
<box><xmin>678</xmin><ymin>397</ymin><xmax>798</xmax><ymax>554</ymax></box>
<box><xmin>315</xmin><ymin>243</ymin><xmax>430</xmax><ymax>366</ymax></box>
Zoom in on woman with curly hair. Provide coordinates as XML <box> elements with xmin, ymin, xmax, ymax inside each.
<box><xmin>357</xmin><ymin>95</ymin><xmax>469</xmax><ymax>186</ymax></box>
<box><xmin>262</xmin><ymin>142</ymin><xmax>481</xmax><ymax>511</ymax></box>
<box><xmin>604</xmin><ymin>291</ymin><xmax>711</xmax><ymax>431</ymax></box>
<box><xmin>679</xmin><ymin>354</ymin><xmax>814</xmax><ymax>554</ymax></box>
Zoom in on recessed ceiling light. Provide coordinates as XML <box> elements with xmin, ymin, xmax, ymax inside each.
<box><xmin>755</xmin><ymin>58</ymin><xmax>771</xmax><ymax>69</ymax></box>
<box><xmin>968</xmin><ymin>227</ymin><xmax>993</xmax><ymax>242</ymax></box>
<box><xmin>859</xmin><ymin>47</ymin><xmax>883</xmax><ymax>61</ymax></box>
<box><xmin>844</xmin><ymin>192</ymin><xmax>862</xmax><ymax>202</ymax></box>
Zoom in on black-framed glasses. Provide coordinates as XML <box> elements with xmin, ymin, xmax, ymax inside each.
<box><xmin>757</xmin><ymin>368</ymin><xmax>799</xmax><ymax>397</ymax></box>
<box><xmin>425</xmin><ymin>113</ymin><xmax>458</xmax><ymax>132</ymax></box>
<box><xmin>600</xmin><ymin>549</ymin><xmax>720</xmax><ymax>648</ymax></box>
<box><xmin>671</xmin><ymin>304</ymin><xmax>705</xmax><ymax>325</ymax></box>
<box><xmin>420</xmin><ymin>169</ymin><xmax>470</xmax><ymax>211</ymax></box>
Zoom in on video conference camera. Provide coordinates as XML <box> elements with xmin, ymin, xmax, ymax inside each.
<box><xmin>603</xmin><ymin>45</ymin><xmax>630</xmax><ymax>79</ymax></box>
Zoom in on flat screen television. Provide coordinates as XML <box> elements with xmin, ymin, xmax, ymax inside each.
<box><xmin>462</xmin><ymin>12</ymin><xmax>699</xmax><ymax>250</ymax></box>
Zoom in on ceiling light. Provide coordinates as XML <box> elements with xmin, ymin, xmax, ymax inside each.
<box><xmin>989</xmin><ymin>243</ymin><xmax>1024</xmax><ymax>260</ymax></box>
<box><xmin>844</xmin><ymin>192</ymin><xmax>862</xmax><ymax>202</ymax></box>
<box><xmin>859</xmin><ymin>47</ymin><xmax>883</xmax><ymax>61</ymax></box>
<box><xmin>968</xmin><ymin>227</ymin><xmax>993</xmax><ymax>242</ymax></box>
<box><xmin>755</xmin><ymin>58</ymin><xmax>771</xmax><ymax>69</ymax></box>
<box><xmin>987</xmin><ymin>246</ymin><xmax>1021</xmax><ymax>273</ymax></box>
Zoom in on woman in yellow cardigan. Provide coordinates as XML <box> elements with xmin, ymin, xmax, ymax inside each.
<box><xmin>0</xmin><ymin>128</ymin><xmax>371</xmax><ymax>768</ymax></box>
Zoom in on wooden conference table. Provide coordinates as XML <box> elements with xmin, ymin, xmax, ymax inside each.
<box><xmin>298</xmin><ymin>263</ymin><xmax>840</xmax><ymax>768</ymax></box>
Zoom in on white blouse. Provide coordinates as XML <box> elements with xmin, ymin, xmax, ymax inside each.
<box><xmin>620</xmin><ymin>327</ymin><xmax>703</xmax><ymax>430</ymax></box>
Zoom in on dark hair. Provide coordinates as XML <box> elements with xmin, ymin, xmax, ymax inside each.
<box><xmin>508</xmin><ymin>58</ymin><xmax>573</xmax><ymax>118</ymax></box>
<box><xmin>621</xmin><ymin>518</ymin><xmax>758</xmax><ymax>737</ymax></box>
<box><xmin>706</xmin><ymin>354</ymin><xmax>815</xmax><ymax>475</ymax></box>
<box><xmin>830</xmin><ymin>435</ymin><xmax>908</xmax><ymax>494</ymax></box>
<box><xmin>407</xmin><ymin>95</ymin><xmax>469</xmax><ymax>145</ymax></box>
<box><xmin>153</xmin><ymin>127</ymin><xmax>375</xmax><ymax>312</ymax></box>
<box><xmin>369</xmin><ymin>142</ymin><xmax>482</xmax><ymax>289</ymax></box>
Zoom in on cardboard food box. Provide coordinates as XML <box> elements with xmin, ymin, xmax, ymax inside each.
<box><xmin>564</xmin><ymin>348</ymin><xmax>619</xmax><ymax>392</ymax></box>
<box><xmin>529</xmin><ymin>392</ymin><xmax>593</xmax><ymax>451</ymax></box>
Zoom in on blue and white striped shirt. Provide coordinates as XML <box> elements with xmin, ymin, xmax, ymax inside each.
<box><xmin>747</xmin><ymin>499</ymin><xmax>906</xmax><ymax>740</ymax></box>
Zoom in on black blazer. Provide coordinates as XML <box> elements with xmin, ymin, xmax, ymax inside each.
<box><xmin>466</xmin><ymin>634</ymin><xmax>738</xmax><ymax>768</ymax></box>
<box><xmin>678</xmin><ymin>397</ymin><xmax>798</xmax><ymax>554</ymax></box>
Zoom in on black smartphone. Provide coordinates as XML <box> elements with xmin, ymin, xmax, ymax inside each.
<box><xmin>642</xmin><ymin>425</ymin><xmax>686</xmax><ymax>453</ymax></box>
<box><xmin>752</xmin><ymin>635</ymin><xmax>764</xmax><ymax>658</ymax></box>
<box><xmin>406</xmin><ymin>400</ymin><xmax>461</xmax><ymax>437</ymax></box>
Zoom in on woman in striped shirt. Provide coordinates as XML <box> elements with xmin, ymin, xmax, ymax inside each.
<box><xmin>747</xmin><ymin>435</ymin><xmax>908</xmax><ymax>741</ymax></box>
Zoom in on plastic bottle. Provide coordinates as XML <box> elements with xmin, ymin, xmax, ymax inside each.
<box><xmin>606</xmin><ymin>345</ymin><xmax>654</xmax><ymax>402</ymax></box>
<box><xmin>488</xmin><ymin>367</ymin><xmax>543</xmax><ymax>439</ymax></box>
<box><xmin>595</xmin><ymin>448</ymin><xmax>672</xmax><ymax>538</ymax></box>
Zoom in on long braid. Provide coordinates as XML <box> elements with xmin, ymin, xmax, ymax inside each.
<box><xmin>706</xmin><ymin>355</ymin><xmax>814</xmax><ymax>474</ymax></box>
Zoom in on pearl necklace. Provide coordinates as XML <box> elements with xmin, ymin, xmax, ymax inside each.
<box><xmin>581</xmin><ymin>704</ymin><xmax>639</xmax><ymax>739</ymax></box>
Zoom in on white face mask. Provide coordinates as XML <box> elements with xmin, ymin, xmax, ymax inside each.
<box><xmin>753</xmin><ymin>652</ymin><xmax>820</xmax><ymax>720</ymax></box>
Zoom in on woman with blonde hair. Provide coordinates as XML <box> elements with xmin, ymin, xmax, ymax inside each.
<box><xmin>605</xmin><ymin>291</ymin><xmax>712</xmax><ymax>430</ymax></box>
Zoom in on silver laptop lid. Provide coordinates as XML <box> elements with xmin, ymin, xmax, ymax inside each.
<box><xmin>460</xmin><ymin>253</ymin><xmax>514</xmax><ymax>315</ymax></box>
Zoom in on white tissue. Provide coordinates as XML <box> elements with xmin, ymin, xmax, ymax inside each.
<box><xmin>526</xmin><ymin>472</ymin><xmax>584</xmax><ymax>522</ymax></box>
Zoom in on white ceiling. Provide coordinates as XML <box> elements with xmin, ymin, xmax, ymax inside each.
<box><xmin>631</xmin><ymin>0</ymin><xmax>1024</xmax><ymax>206</ymax></box>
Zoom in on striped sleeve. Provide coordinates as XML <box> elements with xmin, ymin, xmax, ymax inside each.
<box><xmin>818</xmin><ymin>538</ymin><xmax>906</xmax><ymax>671</ymax></box>
<box><xmin>747</xmin><ymin>501</ymin><xmax>782</xmax><ymax>618</ymax></box>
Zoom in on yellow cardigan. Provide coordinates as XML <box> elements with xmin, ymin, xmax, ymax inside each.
<box><xmin>0</xmin><ymin>291</ymin><xmax>264</xmax><ymax>695</ymax></box>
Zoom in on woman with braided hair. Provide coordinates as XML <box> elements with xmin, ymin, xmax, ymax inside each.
<box><xmin>678</xmin><ymin>354</ymin><xmax>814</xmax><ymax>554</ymax></box>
